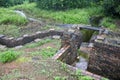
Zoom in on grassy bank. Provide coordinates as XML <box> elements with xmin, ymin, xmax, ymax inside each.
<box><xmin>10</xmin><ymin>3</ymin><xmax>117</xmax><ymax>29</ymax></box>
<box><xmin>0</xmin><ymin>2</ymin><xmax>117</xmax><ymax>37</ymax></box>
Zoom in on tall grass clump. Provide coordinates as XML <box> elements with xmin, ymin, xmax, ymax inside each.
<box><xmin>0</xmin><ymin>8</ymin><xmax>28</xmax><ymax>25</ymax></box>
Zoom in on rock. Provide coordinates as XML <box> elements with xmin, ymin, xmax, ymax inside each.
<box><xmin>49</xmin><ymin>29</ymin><xmax>55</xmax><ymax>31</ymax></box>
<box><xmin>75</xmin><ymin>57</ymin><xmax>88</xmax><ymax>70</ymax></box>
<box><xmin>0</xmin><ymin>45</ymin><xmax>6</xmax><ymax>49</ymax></box>
<box><xmin>0</xmin><ymin>35</ymin><xmax>5</xmax><ymax>38</ymax></box>
<box><xmin>14</xmin><ymin>10</ymin><xmax>27</xmax><ymax>19</ymax></box>
<box><xmin>117</xmin><ymin>41</ymin><xmax>120</xmax><ymax>45</ymax></box>
<box><xmin>103</xmin><ymin>29</ymin><xmax>109</xmax><ymax>34</ymax></box>
<box><xmin>104</xmin><ymin>38</ymin><xmax>108</xmax><ymax>43</ymax></box>
<box><xmin>96</xmin><ymin>35</ymin><xmax>104</xmax><ymax>40</ymax></box>
<box><xmin>36</xmin><ymin>31</ymin><xmax>42</xmax><ymax>34</ymax></box>
<box><xmin>88</xmin><ymin>43</ymin><xmax>94</xmax><ymax>48</ymax></box>
<box><xmin>8</xmin><ymin>37</ymin><xmax>14</xmax><ymax>40</ymax></box>
<box><xmin>34</xmin><ymin>39</ymin><xmax>41</xmax><ymax>42</ymax></box>
<box><xmin>15</xmin><ymin>45</ymin><xmax>23</xmax><ymax>49</ymax></box>
<box><xmin>23</xmin><ymin>34</ymin><xmax>29</xmax><ymax>37</ymax></box>
<box><xmin>52</xmin><ymin>35</ymin><xmax>60</xmax><ymax>39</ymax></box>
<box><xmin>68</xmin><ymin>29</ymin><xmax>75</xmax><ymax>33</ymax></box>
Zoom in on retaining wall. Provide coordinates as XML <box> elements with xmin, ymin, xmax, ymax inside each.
<box><xmin>87</xmin><ymin>41</ymin><xmax>120</xmax><ymax>79</ymax></box>
<box><xmin>0</xmin><ymin>30</ymin><xmax>63</xmax><ymax>47</ymax></box>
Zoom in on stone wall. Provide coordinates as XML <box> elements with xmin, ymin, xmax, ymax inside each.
<box><xmin>87</xmin><ymin>41</ymin><xmax>120</xmax><ymax>79</ymax></box>
<box><xmin>0</xmin><ymin>30</ymin><xmax>63</xmax><ymax>47</ymax></box>
<box><xmin>53</xmin><ymin>30</ymin><xmax>83</xmax><ymax>64</ymax></box>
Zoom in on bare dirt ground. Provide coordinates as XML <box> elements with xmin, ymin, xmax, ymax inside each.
<box><xmin>0</xmin><ymin>41</ymin><xmax>77</xmax><ymax>80</ymax></box>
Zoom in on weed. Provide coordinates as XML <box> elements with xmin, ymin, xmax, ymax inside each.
<box><xmin>54</xmin><ymin>76</ymin><xmax>66</xmax><ymax>80</ymax></box>
<box><xmin>101</xmin><ymin>77</ymin><xmax>109</xmax><ymax>80</ymax></box>
<box><xmin>16</xmin><ymin>57</ymin><xmax>31</xmax><ymax>63</ymax></box>
<box><xmin>0</xmin><ymin>50</ymin><xmax>20</xmax><ymax>63</ymax></box>
<box><xmin>40</xmin><ymin>46</ymin><xmax>58</xmax><ymax>58</ymax></box>
<box><xmin>80</xmin><ymin>76</ymin><xmax>93</xmax><ymax>80</ymax></box>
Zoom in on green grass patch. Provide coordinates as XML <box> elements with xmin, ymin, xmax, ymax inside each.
<box><xmin>0</xmin><ymin>50</ymin><xmax>20</xmax><ymax>63</ymax></box>
<box><xmin>0</xmin><ymin>8</ymin><xmax>28</xmax><ymax>25</ymax></box>
<box><xmin>101</xmin><ymin>17</ymin><xmax>116</xmax><ymax>29</ymax></box>
<box><xmin>0</xmin><ymin>24</ymin><xmax>20</xmax><ymax>37</ymax></box>
<box><xmin>24</xmin><ymin>39</ymin><xmax>52</xmax><ymax>48</ymax></box>
<box><xmin>26</xmin><ymin>47</ymin><xmax>58</xmax><ymax>59</ymax></box>
<box><xmin>16</xmin><ymin>57</ymin><xmax>31</xmax><ymax>63</ymax></box>
<box><xmin>10</xmin><ymin>3</ymin><xmax>117</xmax><ymax>29</ymax></box>
<box><xmin>40</xmin><ymin>46</ymin><xmax>58</xmax><ymax>58</ymax></box>
<box><xmin>10</xmin><ymin>3</ymin><xmax>102</xmax><ymax>24</ymax></box>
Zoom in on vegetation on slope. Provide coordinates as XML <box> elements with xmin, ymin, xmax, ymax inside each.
<box><xmin>11</xmin><ymin>3</ymin><xmax>116</xmax><ymax>29</ymax></box>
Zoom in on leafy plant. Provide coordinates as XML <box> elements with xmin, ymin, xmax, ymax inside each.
<box><xmin>54</xmin><ymin>76</ymin><xmax>66</xmax><ymax>80</ymax></box>
<box><xmin>0</xmin><ymin>50</ymin><xmax>20</xmax><ymax>63</ymax></box>
<box><xmin>80</xmin><ymin>76</ymin><xmax>93</xmax><ymax>80</ymax></box>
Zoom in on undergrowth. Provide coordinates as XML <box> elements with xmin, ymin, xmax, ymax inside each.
<box><xmin>0</xmin><ymin>8</ymin><xmax>28</xmax><ymax>25</ymax></box>
<box><xmin>0</xmin><ymin>50</ymin><xmax>20</xmax><ymax>63</ymax></box>
<box><xmin>10</xmin><ymin>3</ymin><xmax>117</xmax><ymax>29</ymax></box>
<box><xmin>10</xmin><ymin>3</ymin><xmax>102</xmax><ymax>24</ymax></box>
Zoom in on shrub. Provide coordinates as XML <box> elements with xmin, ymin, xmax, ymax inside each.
<box><xmin>102</xmin><ymin>0</ymin><xmax>120</xmax><ymax>17</ymax></box>
<box><xmin>101</xmin><ymin>17</ymin><xmax>116</xmax><ymax>29</ymax></box>
<box><xmin>36</xmin><ymin>0</ymin><xmax>93</xmax><ymax>10</ymax></box>
<box><xmin>0</xmin><ymin>50</ymin><xmax>20</xmax><ymax>63</ymax></box>
<box><xmin>0</xmin><ymin>0</ymin><xmax>36</xmax><ymax>7</ymax></box>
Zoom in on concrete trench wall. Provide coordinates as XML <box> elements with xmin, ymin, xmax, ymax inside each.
<box><xmin>87</xmin><ymin>41</ymin><xmax>120</xmax><ymax>79</ymax></box>
<box><xmin>0</xmin><ymin>30</ymin><xmax>63</xmax><ymax>47</ymax></box>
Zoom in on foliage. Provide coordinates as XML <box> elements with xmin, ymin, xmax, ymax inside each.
<box><xmin>40</xmin><ymin>46</ymin><xmax>58</xmax><ymax>58</ymax></box>
<box><xmin>0</xmin><ymin>0</ymin><xmax>36</xmax><ymax>7</ymax></box>
<box><xmin>101</xmin><ymin>17</ymin><xmax>116</xmax><ymax>29</ymax></box>
<box><xmin>0</xmin><ymin>8</ymin><xmax>28</xmax><ymax>25</ymax></box>
<box><xmin>102</xmin><ymin>0</ymin><xmax>120</xmax><ymax>17</ymax></box>
<box><xmin>80</xmin><ymin>76</ymin><xmax>93</xmax><ymax>80</ymax></box>
<box><xmin>54</xmin><ymin>76</ymin><xmax>66</xmax><ymax>80</ymax></box>
<box><xmin>12</xmin><ymin>3</ymin><xmax>102</xmax><ymax>24</ymax></box>
<box><xmin>11</xmin><ymin>3</ymin><xmax>116</xmax><ymax>29</ymax></box>
<box><xmin>0</xmin><ymin>50</ymin><xmax>20</xmax><ymax>63</ymax></box>
<box><xmin>36</xmin><ymin>0</ymin><xmax>94</xmax><ymax>10</ymax></box>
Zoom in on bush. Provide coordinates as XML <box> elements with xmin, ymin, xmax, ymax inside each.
<box><xmin>0</xmin><ymin>0</ymin><xmax>36</xmax><ymax>7</ymax></box>
<box><xmin>36</xmin><ymin>0</ymin><xmax>93</xmax><ymax>10</ymax></box>
<box><xmin>0</xmin><ymin>50</ymin><xmax>20</xmax><ymax>63</ymax></box>
<box><xmin>0</xmin><ymin>0</ymin><xmax>24</xmax><ymax>7</ymax></box>
<box><xmin>103</xmin><ymin>0</ymin><xmax>120</xmax><ymax>17</ymax></box>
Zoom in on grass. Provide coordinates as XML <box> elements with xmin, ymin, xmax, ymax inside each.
<box><xmin>24</xmin><ymin>39</ymin><xmax>61</xmax><ymax>58</ymax></box>
<box><xmin>0</xmin><ymin>8</ymin><xmax>28</xmax><ymax>25</ymax></box>
<box><xmin>0</xmin><ymin>24</ymin><xmax>20</xmax><ymax>37</ymax></box>
<box><xmin>10</xmin><ymin>3</ymin><xmax>103</xmax><ymax>24</ymax></box>
<box><xmin>0</xmin><ymin>8</ymin><xmax>28</xmax><ymax>37</ymax></box>
<box><xmin>0</xmin><ymin>50</ymin><xmax>20</xmax><ymax>63</ymax></box>
<box><xmin>0</xmin><ymin>2</ymin><xmax>117</xmax><ymax>38</ymax></box>
<box><xmin>10</xmin><ymin>2</ymin><xmax>118</xmax><ymax>29</ymax></box>
<box><xmin>101</xmin><ymin>17</ymin><xmax>116</xmax><ymax>29</ymax></box>
<box><xmin>24</xmin><ymin>38</ymin><xmax>52</xmax><ymax>48</ymax></box>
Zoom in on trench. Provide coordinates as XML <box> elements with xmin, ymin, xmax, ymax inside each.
<box><xmin>54</xmin><ymin>24</ymin><xmax>97</xmax><ymax>70</ymax></box>
<box><xmin>5</xmin><ymin>10</ymin><xmax>96</xmax><ymax>72</ymax></box>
